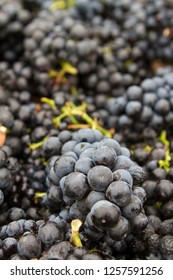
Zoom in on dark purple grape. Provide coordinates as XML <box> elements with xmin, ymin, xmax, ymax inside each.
<box><xmin>121</xmin><ymin>195</ymin><xmax>142</xmax><ymax>219</ymax></box>
<box><xmin>63</xmin><ymin>172</ymin><xmax>90</xmax><ymax>200</ymax></box>
<box><xmin>90</xmin><ymin>200</ymin><xmax>121</xmax><ymax>229</ymax></box>
<box><xmin>0</xmin><ymin>190</ymin><xmax>4</xmax><ymax>206</ymax></box>
<box><xmin>17</xmin><ymin>232</ymin><xmax>42</xmax><ymax>259</ymax></box>
<box><xmin>113</xmin><ymin>169</ymin><xmax>133</xmax><ymax>188</ymax></box>
<box><xmin>130</xmin><ymin>212</ymin><xmax>148</xmax><ymax>232</ymax></box>
<box><xmin>160</xmin><ymin>235</ymin><xmax>173</xmax><ymax>256</ymax></box>
<box><xmin>87</xmin><ymin>165</ymin><xmax>113</xmax><ymax>192</ymax></box>
<box><xmin>85</xmin><ymin>190</ymin><xmax>106</xmax><ymax>210</ymax></box>
<box><xmin>106</xmin><ymin>181</ymin><xmax>132</xmax><ymax>207</ymax></box>
<box><xmin>0</xmin><ymin>168</ymin><xmax>13</xmax><ymax>189</ymax></box>
<box><xmin>107</xmin><ymin>216</ymin><xmax>130</xmax><ymax>240</ymax></box>
<box><xmin>48</xmin><ymin>241</ymin><xmax>73</xmax><ymax>260</ymax></box>
<box><xmin>2</xmin><ymin>237</ymin><xmax>17</xmax><ymax>258</ymax></box>
<box><xmin>38</xmin><ymin>222</ymin><xmax>62</xmax><ymax>249</ymax></box>
<box><xmin>75</xmin><ymin>157</ymin><xmax>94</xmax><ymax>174</ymax></box>
<box><xmin>54</xmin><ymin>156</ymin><xmax>76</xmax><ymax>179</ymax></box>
<box><xmin>93</xmin><ymin>146</ymin><xmax>117</xmax><ymax>170</ymax></box>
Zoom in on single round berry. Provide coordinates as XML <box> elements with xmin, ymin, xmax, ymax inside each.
<box><xmin>87</xmin><ymin>165</ymin><xmax>113</xmax><ymax>192</ymax></box>
<box><xmin>63</xmin><ymin>172</ymin><xmax>90</xmax><ymax>200</ymax></box>
<box><xmin>106</xmin><ymin>181</ymin><xmax>132</xmax><ymax>207</ymax></box>
<box><xmin>90</xmin><ymin>200</ymin><xmax>121</xmax><ymax>229</ymax></box>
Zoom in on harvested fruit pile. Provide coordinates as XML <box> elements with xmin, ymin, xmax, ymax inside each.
<box><xmin>0</xmin><ymin>0</ymin><xmax>173</xmax><ymax>260</ymax></box>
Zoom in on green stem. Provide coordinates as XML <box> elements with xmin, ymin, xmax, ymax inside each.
<box><xmin>53</xmin><ymin>112</ymin><xmax>68</xmax><ymax>127</ymax></box>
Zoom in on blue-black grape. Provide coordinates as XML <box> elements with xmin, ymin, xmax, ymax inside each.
<box><xmin>85</xmin><ymin>190</ymin><xmax>106</xmax><ymax>210</ymax></box>
<box><xmin>90</xmin><ymin>200</ymin><xmax>121</xmax><ymax>229</ymax></box>
<box><xmin>75</xmin><ymin>157</ymin><xmax>94</xmax><ymax>174</ymax></box>
<box><xmin>17</xmin><ymin>232</ymin><xmax>42</xmax><ymax>259</ymax></box>
<box><xmin>2</xmin><ymin>237</ymin><xmax>17</xmax><ymax>258</ymax></box>
<box><xmin>0</xmin><ymin>168</ymin><xmax>13</xmax><ymax>189</ymax></box>
<box><xmin>87</xmin><ymin>165</ymin><xmax>113</xmax><ymax>192</ymax></box>
<box><xmin>38</xmin><ymin>222</ymin><xmax>62</xmax><ymax>249</ymax></box>
<box><xmin>93</xmin><ymin>146</ymin><xmax>117</xmax><ymax>170</ymax></box>
<box><xmin>63</xmin><ymin>172</ymin><xmax>90</xmax><ymax>200</ymax></box>
<box><xmin>0</xmin><ymin>190</ymin><xmax>4</xmax><ymax>206</ymax></box>
<box><xmin>54</xmin><ymin>156</ymin><xmax>76</xmax><ymax>179</ymax></box>
<box><xmin>106</xmin><ymin>181</ymin><xmax>132</xmax><ymax>207</ymax></box>
<box><xmin>121</xmin><ymin>195</ymin><xmax>142</xmax><ymax>219</ymax></box>
<box><xmin>113</xmin><ymin>169</ymin><xmax>133</xmax><ymax>188</ymax></box>
<box><xmin>47</xmin><ymin>241</ymin><xmax>73</xmax><ymax>260</ymax></box>
<box><xmin>107</xmin><ymin>216</ymin><xmax>130</xmax><ymax>241</ymax></box>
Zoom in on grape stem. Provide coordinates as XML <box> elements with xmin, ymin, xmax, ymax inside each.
<box><xmin>53</xmin><ymin>101</ymin><xmax>112</xmax><ymax>137</ymax></box>
<box><xmin>70</xmin><ymin>219</ymin><xmax>83</xmax><ymax>247</ymax></box>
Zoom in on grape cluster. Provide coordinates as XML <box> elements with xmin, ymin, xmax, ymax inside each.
<box><xmin>0</xmin><ymin>213</ymin><xmax>107</xmax><ymax>260</ymax></box>
<box><xmin>86</xmin><ymin>69</ymin><xmax>173</xmax><ymax>142</ymax></box>
<box><xmin>0</xmin><ymin>0</ymin><xmax>32</xmax><ymax>63</ymax></box>
<box><xmin>1</xmin><ymin>0</ymin><xmax>172</xmax><ymax>98</ymax></box>
<box><xmin>0</xmin><ymin>0</ymin><xmax>173</xmax><ymax>260</ymax></box>
<box><xmin>0</xmin><ymin>146</ymin><xmax>19</xmax><ymax>209</ymax></box>
<box><xmin>43</xmin><ymin>128</ymin><xmax>147</xmax><ymax>244</ymax></box>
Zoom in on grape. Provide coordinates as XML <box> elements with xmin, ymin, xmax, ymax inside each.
<box><xmin>0</xmin><ymin>168</ymin><xmax>13</xmax><ymax>189</ymax></box>
<box><xmin>38</xmin><ymin>222</ymin><xmax>62</xmax><ymax>249</ymax></box>
<box><xmin>82</xmin><ymin>252</ymin><xmax>103</xmax><ymax>260</ymax></box>
<box><xmin>54</xmin><ymin>156</ymin><xmax>76</xmax><ymax>179</ymax></box>
<box><xmin>48</xmin><ymin>241</ymin><xmax>73</xmax><ymax>260</ymax></box>
<box><xmin>42</xmin><ymin>137</ymin><xmax>62</xmax><ymax>158</ymax></box>
<box><xmin>84</xmin><ymin>213</ymin><xmax>104</xmax><ymax>240</ymax></box>
<box><xmin>99</xmin><ymin>138</ymin><xmax>121</xmax><ymax>155</ymax></box>
<box><xmin>87</xmin><ymin>165</ymin><xmax>113</xmax><ymax>192</ymax></box>
<box><xmin>6</xmin><ymin>221</ymin><xmax>23</xmax><ymax>238</ymax></box>
<box><xmin>73</xmin><ymin>142</ymin><xmax>92</xmax><ymax>156</ymax></box>
<box><xmin>93</xmin><ymin>146</ymin><xmax>117</xmax><ymax>170</ymax></box>
<box><xmin>17</xmin><ymin>232</ymin><xmax>42</xmax><ymax>259</ymax></box>
<box><xmin>63</xmin><ymin>172</ymin><xmax>90</xmax><ymax>200</ymax></box>
<box><xmin>0</xmin><ymin>190</ymin><xmax>4</xmax><ymax>206</ymax></box>
<box><xmin>113</xmin><ymin>169</ymin><xmax>133</xmax><ymax>187</ymax></box>
<box><xmin>160</xmin><ymin>235</ymin><xmax>173</xmax><ymax>256</ymax></box>
<box><xmin>114</xmin><ymin>156</ymin><xmax>134</xmax><ymax>171</ymax></box>
<box><xmin>0</xmin><ymin>106</ymin><xmax>14</xmax><ymax>128</ymax></box>
<box><xmin>130</xmin><ymin>212</ymin><xmax>148</xmax><ymax>232</ymax></box>
<box><xmin>121</xmin><ymin>195</ymin><xmax>142</xmax><ymax>219</ymax></box>
<box><xmin>107</xmin><ymin>216</ymin><xmax>130</xmax><ymax>240</ymax></box>
<box><xmin>46</xmin><ymin>185</ymin><xmax>62</xmax><ymax>212</ymax></box>
<box><xmin>75</xmin><ymin>157</ymin><xmax>94</xmax><ymax>174</ymax></box>
<box><xmin>2</xmin><ymin>237</ymin><xmax>17</xmax><ymax>258</ymax></box>
<box><xmin>85</xmin><ymin>190</ymin><xmax>106</xmax><ymax>210</ymax></box>
<box><xmin>106</xmin><ymin>181</ymin><xmax>132</xmax><ymax>207</ymax></box>
<box><xmin>155</xmin><ymin>180</ymin><xmax>173</xmax><ymax>201</ymax></box>
<box><xmin>0</xmin><ymin>149</ymin><xmax>7</xmax><ymax>168</ymax></box>
<box><xmin>90</xmin><ymin>200</ymin><xmax>121</xmax><ymax>229</ymax></box>
<box><xmin>133</xmin><ymin>187</ymin><xmax>147</xmax><ymax>207</ymax></box>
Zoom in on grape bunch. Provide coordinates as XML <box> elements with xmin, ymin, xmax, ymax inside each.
<box><xmin>43</xmin><ymin>128</ymin><xmax>147</xmax><ymax>244</ymax></box>
<box><xmin>0</xmin><ymin>0</ymin><xmax>32</xmax><ymax>63</ymax></box>
<box><xmin>88</xmin><ymin>69</ymin><xmax>173</xmax><ymax>142</ymax></box>
<box><xmin>0</xmin><ymin>213</ymin><xmax>105</xmax><ymax>260</ymax></box>
<box><xmin>0</xmin><ymin>146</ymin><xmax>19</xmax><ymax>209</ymax></box>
